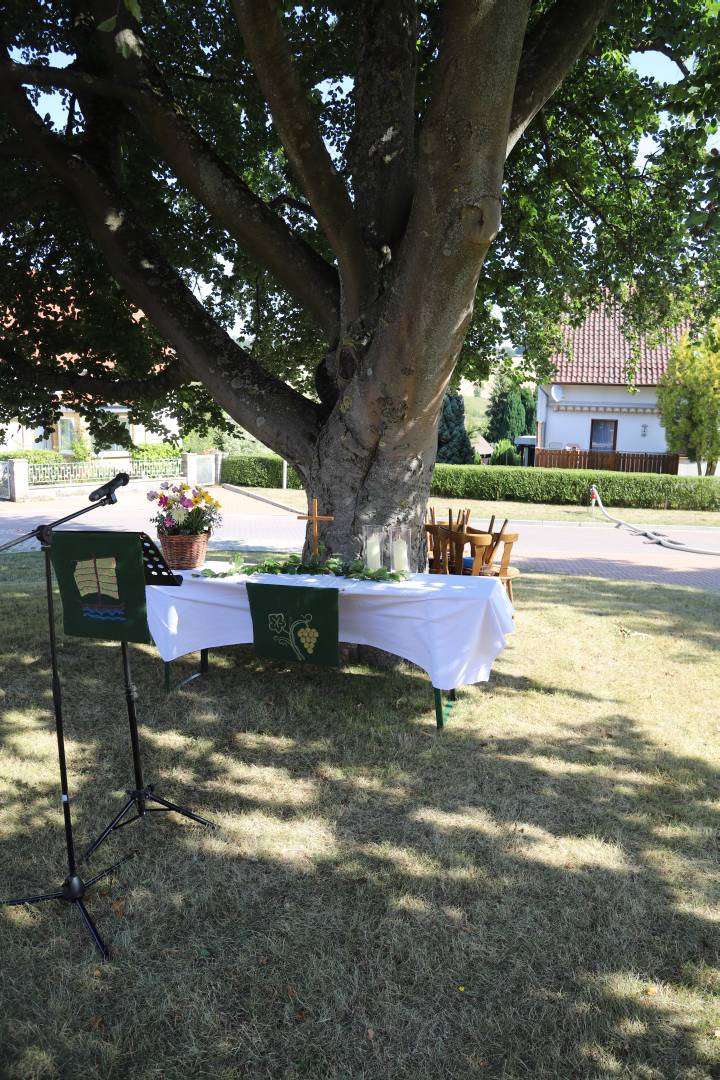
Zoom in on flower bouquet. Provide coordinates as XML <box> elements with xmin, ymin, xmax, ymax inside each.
<box><xmin>147</xmin><ymin>481</ymin><xmax>222</xmax><ymax>569</ymax></box>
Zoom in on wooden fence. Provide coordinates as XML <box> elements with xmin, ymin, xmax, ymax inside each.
<box><xmin>535</xmin><ymin>449</ymin><xmax>679</xmax><ymax>474</ymax></box>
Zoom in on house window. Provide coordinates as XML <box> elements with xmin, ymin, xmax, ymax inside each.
<box><xmin>32</xmin><ymin>428</ymin><xmax>53</xmax><ymax>450</ymax></box>
<box><xmin>590</xmin><ymin>419</ymin><xmax>617</xmax><ymax>451</ymax></box>
<box><xmin>57</xmin><ymin>417</ymin><xmax>76</xmax><ymax>453</ymax></box>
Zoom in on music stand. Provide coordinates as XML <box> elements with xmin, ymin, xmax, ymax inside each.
<box><xmin>0</xmin><ymin>477</ymin><xmax>135</xmax><ymax>959</ymax></box>
<box><xmin>47</xmin><ymin>529</ymin><xmax>215</xmax><ymax>863</ymax></box>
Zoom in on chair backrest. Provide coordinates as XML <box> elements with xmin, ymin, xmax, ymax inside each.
<box><xmin>495</xmin><ymin>532</ymin><xmax>519</xmax><ymax>574</ymax></box>
<box><xmin>442</xmin><ymin>528</ymin><xmax>492</xmax><ymax>575</ymax></box>
<box><xmin>424</xmin><ymin>522</ymin><xmax>450</xmax><ymax>573</ymax></box>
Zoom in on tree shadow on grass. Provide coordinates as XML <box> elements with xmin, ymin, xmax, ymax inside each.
<box><xmin>1</xmin><ymin>576</ymin><xmax>719</xmax><ymax>1079</ymax></box>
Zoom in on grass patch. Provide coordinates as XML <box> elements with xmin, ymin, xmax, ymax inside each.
<box><xmin>1</xmin><ymin>559</ymin><xmax>719</xmax><ymax>1078</ymax></box>
<box><xmin>222</xmin><ymin>487</ymin><xmax>720</xmax><ymax>528</ymax></box>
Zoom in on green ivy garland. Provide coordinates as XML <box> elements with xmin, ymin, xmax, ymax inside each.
<box><xmin>195</xmin><ymin>551</ymin><xmax>410</xmax><ymax>582</ymax></box>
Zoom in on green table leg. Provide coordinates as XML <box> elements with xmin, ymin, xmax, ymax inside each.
<box><xmin>164</xmin><ymin>650</ymin><xmax>210</xmax><ymax>692</ymax></box>
<box><xmin>434</xmin><ymin>687</ymin><xmax>444</xmax><ymax>729</ymax></box>
<box><xmin>433</xmin><ymin>687</ymin><xmax>458</xmax><ymax>729</ymax></box>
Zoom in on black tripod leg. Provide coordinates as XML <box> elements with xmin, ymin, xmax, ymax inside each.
<box><xmin>145</xmin><ymin>790</ymin><xmax>215</xmax><ymax>828</ymax></box>
<box><xmin>84</xmin><ymin>852</ymin><xmax>136</xmax><ymax>890</ymax></box>
<box><xmin>0</xmin><ymin>888</ymin><xmax>65</xmax><ymax>906</ymax></box>
<box><xmin>83</xmin><ymin>795</ymin><xmax>138</xmax><ymax>861</ymax></box>
<box><xmin>75</xmin><ymin>899</ymin><xmax>110</xmax><ymax>960</ymax></box>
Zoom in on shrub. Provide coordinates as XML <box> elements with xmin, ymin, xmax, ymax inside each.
<box><xmin>0</xmin><ymin>449</ymin><xmax>64</xmax><ymax>463</ymax></box>
<box><xmin>130</xmin><ymin>442</ymin><xmax>181</xmax><ymax>460</ymax></box>
<box><xmin>430</xmin><ymin>463</ymin><xmax>720</xmax><ymax>511</ymax></box>
<box><xmin>490</xmin><ymin>439</ymin><xmax>521</xmax><ymax>466</ymax></box>
<box><xmin>221</xmin><ymin>454</ymin><xmax>302</xmax><ymax>489</ymax></box>
<box><xmin>71</xmin><ymin>428</ymin><xmax>93</xmax><ymax>461</ymax></box>
<box><xmin>218</xmin><ymin>456</ymin><xmax>720</xmax><ymax>511</ymax></box>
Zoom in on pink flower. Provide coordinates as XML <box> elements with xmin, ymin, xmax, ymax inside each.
<box><xmin>163</xmin><ymin>516</ymin><xmax>174</xmax><ymax>529</ymax></box>
<box><xmin>181</xmin><ymin>496</ymin><xmax>194</xmax><ymax>509</ymax></box>
<box><xmin>158</xmin><ymin>494</ymin><xmax>169</xmax><ymax>508</ymax></box>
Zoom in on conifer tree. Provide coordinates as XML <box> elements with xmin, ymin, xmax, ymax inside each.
<box><xmin>436</xmin><ymin>392</ymin><xmax>475</xmax><ymax>464</ymax></box>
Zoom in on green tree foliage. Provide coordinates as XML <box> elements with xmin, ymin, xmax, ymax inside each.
<box><xmin>485</xmin><ymin>375</ymin><xmax>527</xmax><ymax>443</ymax></box>
<box><xmin>1</xmin><ymin>1</ymin><xmax>719</xmax><ymax>552</ymax></box>
<box><xmin>436</xmin><ymin>391</ymin><xmax>475</xmax><ymax>465</ymax></box>
<box><xmin>658</xmin><ymin>320</ymin><xmax>720</xmax><ymax>475</ymax></box>
<box><xmin>520</xmin><ymin>386</ymin><xmax>536</xmax><ymax>434</ymax></box>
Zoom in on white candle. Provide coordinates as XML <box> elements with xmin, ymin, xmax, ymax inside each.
<box><xmin>366</xmin><ymin>533</ymin><xmax>382</xmax><ymax>570</ymax></box>
<box><xmin>392</xmin><ymin>538</ymin><xmax>409</xmax><ymax>572</ymax></box>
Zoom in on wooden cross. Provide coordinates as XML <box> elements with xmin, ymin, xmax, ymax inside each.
<box><xmin>297</xmin><ymin>497</ymin><xmax>334</xmax><ymax>556</ymax></box>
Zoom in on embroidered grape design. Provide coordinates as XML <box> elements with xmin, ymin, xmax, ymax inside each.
<box><xmin>297</xmin><ymin>625</ymin><xmax>319</xmax><ymax>654</ymax></box>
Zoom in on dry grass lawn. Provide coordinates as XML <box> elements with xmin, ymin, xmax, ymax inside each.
<box><xmin>0</xmin><ymin>553</ymin><xmax>719</xmax><ymax>1079</ymax></box>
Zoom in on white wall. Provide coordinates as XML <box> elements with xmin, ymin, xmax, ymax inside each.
<box><xmin>540</xmin><ymin>384</ymin><xmax>667</xmax><ymax>453</ymax></box>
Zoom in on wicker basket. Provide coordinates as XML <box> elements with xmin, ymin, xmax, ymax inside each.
<box><xmin>159</xmin><ymin>531</ymin><xmax>210</xmax><ymax>570</ymax></box>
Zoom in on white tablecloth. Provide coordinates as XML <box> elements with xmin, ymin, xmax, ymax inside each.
<box><xmin>146</xmin><ymin>571</ymin><xmax>514</xmax><ymax>690</ymax></box>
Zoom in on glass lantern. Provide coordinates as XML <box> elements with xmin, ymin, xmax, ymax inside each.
<box><xmin>362</xmin><ymin>525</ymin><xmax>386</xmax><ymax>571</ymax></box>
<box><xmin>389</xmin><ymin>525</ymin><xmax>413</xmax><ymax>573</ymax></box>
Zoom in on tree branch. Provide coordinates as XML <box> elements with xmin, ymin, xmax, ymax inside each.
<box><xmin>346</xmin><ymin>0</ymin><xmax>418</xmax><ymax>253</ymax></box>
<box><xmin>2</xmin><ymin>54</ymin><xmax>341</xmax><ymax>336</ymax></box>
<box><xmin>1</xmin><ymin>349</ymin><xmax>185</xmax><ymax>403</ymax></box>
<box><xmin>0</xmin><ymin>61</ymin><xmax>142</xmax><ymax>103</ymax></box>
<box><xmin>507</xmin><ymin>0</ymin><xmax>613</xmax><ymax>155</ymax></box>
<box><xmin>344</xmin><ymin>0</ymin><xmax>530</xmax><ymax>428</ymax></box>
<box><xmin>232</xmin><ymin>0</ymin><xmax>374</xmax><ymax>321</ymax></box>
<box><xmin>0</xmin><ymin>66</ymin><xmax>322</xmax><ymax>465</ymax></box>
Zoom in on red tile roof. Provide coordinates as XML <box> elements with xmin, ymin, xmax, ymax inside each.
<box><xmin>549</xmin><ymin>301</ymin><xmax>685</xmax><ymax>386</ymax></box>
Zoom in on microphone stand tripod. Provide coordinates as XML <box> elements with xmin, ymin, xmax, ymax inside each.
<box><xmin>0</xmin><ymin>485</ymin><xmax>134</xmax><ymax>959</ymax></box>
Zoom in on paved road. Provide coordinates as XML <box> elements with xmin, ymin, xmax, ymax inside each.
<box><xmin>2</xmin><ymin>487</ymin><xmax>719</xmax><ymax>591</ymax></box>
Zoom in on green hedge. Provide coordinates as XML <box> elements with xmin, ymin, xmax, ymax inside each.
<box><xmin>0</xmin><ymin>449</ymin><xmax>64</xmax><ymax>463</ymax></box>
<box><xmin>220</xmin><ymin>456</ymin><xmax>720</xmax><ymax>511</ymax></box>
<box><xmin>130</xmin><ymin>442</ymin><xmax>181</xmax><ymax>460</ymax></box>
<box><xmin>221</xmin><ymin>454</ymin><xmax>302</xmax><ymax>489</ymax></box>
<box><xmin>431</xmin><ymin>464</ymin><xmax>720</xmax><ymax>511</ymax></box>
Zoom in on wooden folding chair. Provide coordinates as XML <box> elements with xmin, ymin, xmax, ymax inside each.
<box><xmin>440</xmin><ymin>528</ymin><xmax>493</xmax><ymax>576</ymax></box>
<box><xmin>467</xmin><ymin>518</ymin><xmax>508</xmax><ymax>575</ymax></box>
<box><xmin>485</xmin><ymin>531</ymin><xmax>520</xmax><ymax>602</ymax></box>
<box><xmin>425</xmin><ymin>522</ymin><xmax>451</xmax><ymax>573</ymax></box>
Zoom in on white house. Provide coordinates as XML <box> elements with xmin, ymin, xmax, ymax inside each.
<box><xmin>536</xmin><ymin>302</ymin><xmax>716</xmax><ymax>475</ymax></box>
<box><xmin>1</xmin><ymin>405</ymin><xmax>176</xmax><ymax>459</ymax></box>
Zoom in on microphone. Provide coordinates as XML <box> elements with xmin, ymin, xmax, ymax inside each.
<box><xmin>88</xmin><ymin>472</ymin><xmax>130</xmax><ymax>504</ymax></box>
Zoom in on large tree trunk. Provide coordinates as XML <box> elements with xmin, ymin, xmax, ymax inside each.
<box><xmin>304</xmin><ymin>402</ymin><xmax>440</xmax><ymax>569</ymax></box>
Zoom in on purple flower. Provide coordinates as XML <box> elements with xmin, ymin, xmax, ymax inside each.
<box><xmin>181</xmin><ymin>496</ymin><xmax>194</xmax><ymax>509</ymax></box>
<box><xmin>163</xmin><ymin>516</ymin><xmax>174</xmax><ymax>529</ymax></box>
<box><xmin>147</xmin><ymin>490</ymin><xmax>158</xmax><ymax>501</ymax></box>
<box><xmin>160</xmin><ymin>481</ymin><xmax>171</xmax><ymax>490</ymax></box>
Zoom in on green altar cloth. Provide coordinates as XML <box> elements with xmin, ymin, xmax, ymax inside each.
<box><xmin>246</xmin><ymin>582</ymin><xmax>339</xmax><ymax>666</ymax></box>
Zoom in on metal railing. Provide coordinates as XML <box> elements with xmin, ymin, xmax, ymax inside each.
<box><xmin>28</xmin><ymin>458</ymin><xmax>183</xmax><ymax>486</ymax></box>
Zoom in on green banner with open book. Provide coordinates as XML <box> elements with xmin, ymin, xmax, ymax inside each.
<box><xmin>246</xmin><ymin>582</ymin><xmax>339</xmax><ymax>667</ymax></box>
<box><xmin>50</xmin><ymin>531</ymin><xmax>152</xmax><ymax>644</ymax></box>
